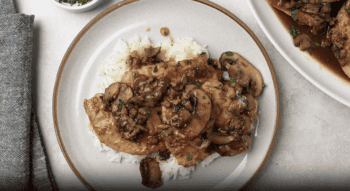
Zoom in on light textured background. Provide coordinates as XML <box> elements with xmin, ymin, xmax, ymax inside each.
<box><xmin>15</xmin><ymin>0</ymin><xmax>350</xmax><ymax>190</ymax></box>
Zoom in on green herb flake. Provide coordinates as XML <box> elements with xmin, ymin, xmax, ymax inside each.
<box><xmin>186</xmin><ymin>153</ymin><xmax>193</xmax><ymax>161</ymax></box>
<box><xmin>146</xmin><ymin>109</ymin><xmax>151</xmax><ymax>117</ymax></box>
<box><xmin>196</xmin><ymin>159</ymin><xmax>201</xmax><ymax>162</ymax></box>
<box><xmin>196</xmin><ymin>82</ymin><xmax>201</xmax><ymax>86</ymax></box>
<box><xmin>315</xmin><ymin>42</ymin><xmax>320</xmax><ymax>47</ymax></box>
<box><xmin>235</xmin><ymin>59</ymin><xmax>239</xmax><ymax>63</ymax></box>
<box><xmin>348</xmin><ymin>9</ymin><xmax>350</xmax><ymax>14</ymax></box>
<box><xmin>154</xmin><ymin>65</ymin><xmax>158</xmax><ymax>72</ymax></box>
<box><xmin>214</xmin><ymin>87</ymin><xmax>219</xmax><ymax>89</ymax></box>
<box><xmin>133</xmin><ymin>74</ymin><xmax>137</xmax><ymax>79</ymax></box>
<box><xmin>226</xmin><ymin>52</ymin><xmax>233</xmax><ymax>56</ymax></box>
<box><xmin>290</xmin><ymin>26</ymin><xmax>300</xmax><ymax>37</ymax></box>
<box><xmin>200</xmin><ymin>52</ymin><xmax>206</xmax><ymax>56</ymax></box>
<box><xmin>118</xmin><ymin>99</ymin><xmax>124</xmax><ymax>112</ymax></box>
<box><xmin>302</xmin><ymin>0</ymin><xmax>308</xmax><ymax>3</ymax></box>
<box><xmin>291</xmin><ymin>9</ymin><xmax>299</xmax><ymax>21</ymax></box>
<box><xmin>186</xmin><ymin>60</ymin><xmax>190</xmax><ymax>65</ymax></box>
<box><xmin>230</xmin><ymin>77</ymin><xmax>236</xmax><ymax>84</ymax></box>
<box><xmin>177</xmin><ymin>62</ymin><xmax>181</xmax><ymax>67</ymax></box>
<box><xmin>202</xmin><ymin>96</ymin><xmax>206</xmax><ymax>99</ymax></box>
<box><xmin>263</xmin><ymin>83</ymin><xmax>266</xmax><ymax>88</ymax></box>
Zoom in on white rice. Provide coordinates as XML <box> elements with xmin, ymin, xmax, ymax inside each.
<box><xmin>89</xmin><ymin>35</ymin><xmax>221</xmax><ymax>183</ymax></box>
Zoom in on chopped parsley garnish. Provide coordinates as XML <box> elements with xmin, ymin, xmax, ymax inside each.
<box><xmin>200</xmin><ymin>52</ymin><xmax>206</xmax><ymax>56</ymax></box>
<box><xmin>133</xmin><ymin>74</ymin><xmax>137</xmax><ymax>79</ymax></box>
<box><xmin>348</xmin><ymin>9</ymin><xmax>350</xmax><ymax>14</ymax></box>
<box><xmin>214</xmin><ymin>87</ymin><xmax>219</xmax><ymax>89</ymax></box>
<box><xmin>235</xmin><ymin>59</ymin><xmax>239</xmax><ymax>63</ymax></box>
<box><xmin>154</xmin><ymin>65</ymin><xmax>158</xmax><ymax>72</ymax></box>
<box><xmin>290</xmin><ymin>26</ymin><xmax>300</xmax><ymax>37</ymax></box>
<box><xmin>230</xmin><ymin>77</ymin><xmax>236</xmax><ymax>84</ymax></box>
<box><xmin>146</xmin><ymin>109</ymin><xmax>151</xmax><ymax>117</ymax></box>
<box><xmin>174</xmin><ymin>104</ymin><xmax>181</xmax><ymax>112</ymax></box>
<box><xmin>263</xmin><ymin>83</ymin><xmax>266</xmax><ymax>88</ymax></box>
<box><xmin>302</xmin><ymin>0</ymin><xmax>308</xmax><ymax>3</ymax></box>
<box><xmin>186</xmin><ymin>60</ymin><xmax>190</xmax><ymax>65</ymax></box>
<box><xmin>226</xmin><ymin>51</ymin><xmax>233</xmax><ymax>56</ymax></box>
<box><xmin>196</xmin><ymin>159</ymin><xmax>201</xmax><ymax>162</ymax></box>
<box><xmin>315</xmin><ymin>42</ymin><xmax>320</xmax><ymax>47</ymax></box>
<box><xmin>196</xmin><ymin>82</ymin><xmax>201</xmax><ymax>86</ymax></box>
<box><xmin>177</xmin><ymin>62</ymin><xmax>181</xmax><ymax>67</ymax></box>
<box><xmin>202</xmin><ymin>96</ymin><xmax>206</xmax><ymax>99</ymax></box>
<box><xmin>166</xmin><ymin>80</ymin><xmax>170</xmax><ymax>87</ymax></box>
<box><xmin>291</xmin><ymin>9</ymin><xmax>299</xmax><ymax>21</ymax></box>
<box><xmin>186</xmin><ymin>153</ymin><xmax>192</xmax><ymax>160</ymax></box>
<box><xmin>335</xmin><ymin>51</ymin><xmax>340</xmax><ymax>58</ymax></box>
<box><xmin>235</xmin><ymin>93</ymin><xmax>242</xmax><ymax>100</ymax></box>
<box><xmin>118</xmin><ymin>99</ymin><xmax>124</xmax><ymax>112</ymax></box>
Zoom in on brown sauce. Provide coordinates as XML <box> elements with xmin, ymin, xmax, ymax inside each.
<box><xmin>271</xmin><ymin>3</ymin><xmax>350</xmax><ymax>84</ymax></box>
<box><xmin>146</xmin><ymin>27</ymin><xmax>151</xmax><ymax>32</ymax></box>
<box><xmin>160</xmin><ymin>27</ymin><xmax>174</xmax><ymax>44</ymax></box>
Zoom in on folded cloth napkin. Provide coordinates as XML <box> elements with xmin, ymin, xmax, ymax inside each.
<box><xmin>0</xmin><ymin>0</ymin><xmax>56</xmax><ymax>190</ymax></box>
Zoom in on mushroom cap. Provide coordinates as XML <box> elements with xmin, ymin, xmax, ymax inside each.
<box><xmin>224</xmin><ymin>52</ymin><xmax>263</xmax><ymax>97</ymax></box>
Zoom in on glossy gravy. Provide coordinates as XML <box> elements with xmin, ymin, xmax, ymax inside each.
<box><xmin>270</xmin><ymin>1</ymin><xmax>350</xmax><ymax>84</ymax></box>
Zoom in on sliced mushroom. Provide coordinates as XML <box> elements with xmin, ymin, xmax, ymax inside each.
<box><xmin>210</xmin><ymin>133</ymin><xmax>236</xmax><ymax>145</ymax></box>
<box><xmin>243</xmin><ymin>94</ymin><xmax>259</xmax><ymax>122</ymax></box>
<box><xmin>103</xmin><ymin>82</ymin><xmax>121</xmax><ymax>102</ymax></box>
<box><xmin>219</xmin><ymin>51</ymin><xmax>238</xmax><ymax>67</ymax></box>
<box><xmin>110</xmin><ymin>83</ymin><xmax>133</xmax><ymax>115</ymax></box>
<box><xmin>182</xmin><ymin>89</ymin><xmax>211</xmax><ymax>140</ymax></box>
<box><xmin>226</xmin><ymin>53</ymin><xmax>263</xmax><ymax>97</ymax></box>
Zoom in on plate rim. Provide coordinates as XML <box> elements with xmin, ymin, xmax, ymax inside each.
<box><xmin>247</xmin><ymin>0</ymin><xmax>350</xmax><ymax>108</ymax></box>
<box><xmin>52</xmin><ymin>0</ymin><xmax>280</xmax><ymax>190</ymax></box>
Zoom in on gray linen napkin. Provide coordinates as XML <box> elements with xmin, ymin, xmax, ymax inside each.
<box><xmin>0</xmin><ymin>0</ymin><xmax>56</xmax><ymax>190</ymax></box>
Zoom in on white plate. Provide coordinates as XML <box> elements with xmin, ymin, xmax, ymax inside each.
<box><xmin>53</xmin><ymin>0</ymin><xmax>280</xmax><ymax>190</ymax></box>
<box><xmin>248</xmin><ymin>0</ymin><xmax>350</xmax><ymax>107</ymax></box>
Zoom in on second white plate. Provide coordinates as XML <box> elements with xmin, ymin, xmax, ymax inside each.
<box><xmin>248</xmin><ymin>0</ymin><xmax>350</xmax><ymax>107</ymax></box>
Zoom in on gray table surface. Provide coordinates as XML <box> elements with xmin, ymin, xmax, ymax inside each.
<box><xmin>16</xmin><ymin>0</ymin><xmax>350</xmax><ymax>190</ymax></box>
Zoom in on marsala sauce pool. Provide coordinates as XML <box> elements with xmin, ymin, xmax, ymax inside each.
<box><xmin>270</xmin><ymin>0</ymin><xmax>350</xmax><ymax>84</ymax></box>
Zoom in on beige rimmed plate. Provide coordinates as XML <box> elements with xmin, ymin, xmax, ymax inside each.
<box><xmin>53</xmin><ymin>0</ymin><xmax>280</xmax><ymax>190</ymax></box>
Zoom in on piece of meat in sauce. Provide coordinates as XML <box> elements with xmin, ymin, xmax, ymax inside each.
<box><xmin>330</xmin><ymin>0</ymin><xmax>350</xmax><ymax>77</ymax></box>
<box><xmin>140</xmin><ymin>157</ymin><xmax>163</xmax><ymax>189</ymax></box>
<box><xmin>84</xmin><ymin>93</ymin><xmax>166</xmax><ymax>155</ymax></box>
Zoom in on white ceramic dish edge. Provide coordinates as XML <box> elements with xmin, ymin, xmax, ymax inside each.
<box><xmin>50</xmin><ymin>0</ymin><xmax>103</xmax><ymax>12</ymax></box>
<box><xmin>247</xmin><ymin>0</ymin><xmax>350</xmax><ymax>107</ymax></box>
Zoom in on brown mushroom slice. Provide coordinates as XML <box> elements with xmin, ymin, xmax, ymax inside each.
<box><xmin>216</xmin><ymin>134</ymin><xmax>253</xmax><ymax>157</ymax></box>
<box><xmin>103</xmin><ymin>82</ymin><xmax>121</xmax><ymax>102</ymax></box>
<box><xmin>219</xmin><ymin>52</ymin><xmax>239</xmax><ymax>67</ymax></box>
<box><xmin>182</xmin><ymin>89</ymin><xmax>211</xmax><ymax>140</ymax></box>
<box><xmin>164</xmin><ymin>138</ymin><xmax>214</xmax><ymax>167</ymax></box>
<box><xmin>110</xmin><ymin>83</ymin><xmax>133</xmax><ymax>115</ymax></box>
<box><xmin>210</xmin><ymin>133</ymin><xmax>236</xmax><ymax>145</ymax></box>
<box><xmin>140</xmin><ymin>157</ymin><xmax>163</xmax><ymax>189</ymax></box>
<box><xmin>201</xmin><ymin>79</ymin><xmax>232</xmax><ymax>110</ymax></box>
<box><xmin>226</xmin><ymin>53</ymin><xmax>263</xmax><ymax>97</ymax></box>
<box><xmin>244</xmin><ymin>94</ymin><xmax>259</xmax><ymax>122</ymax></box>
